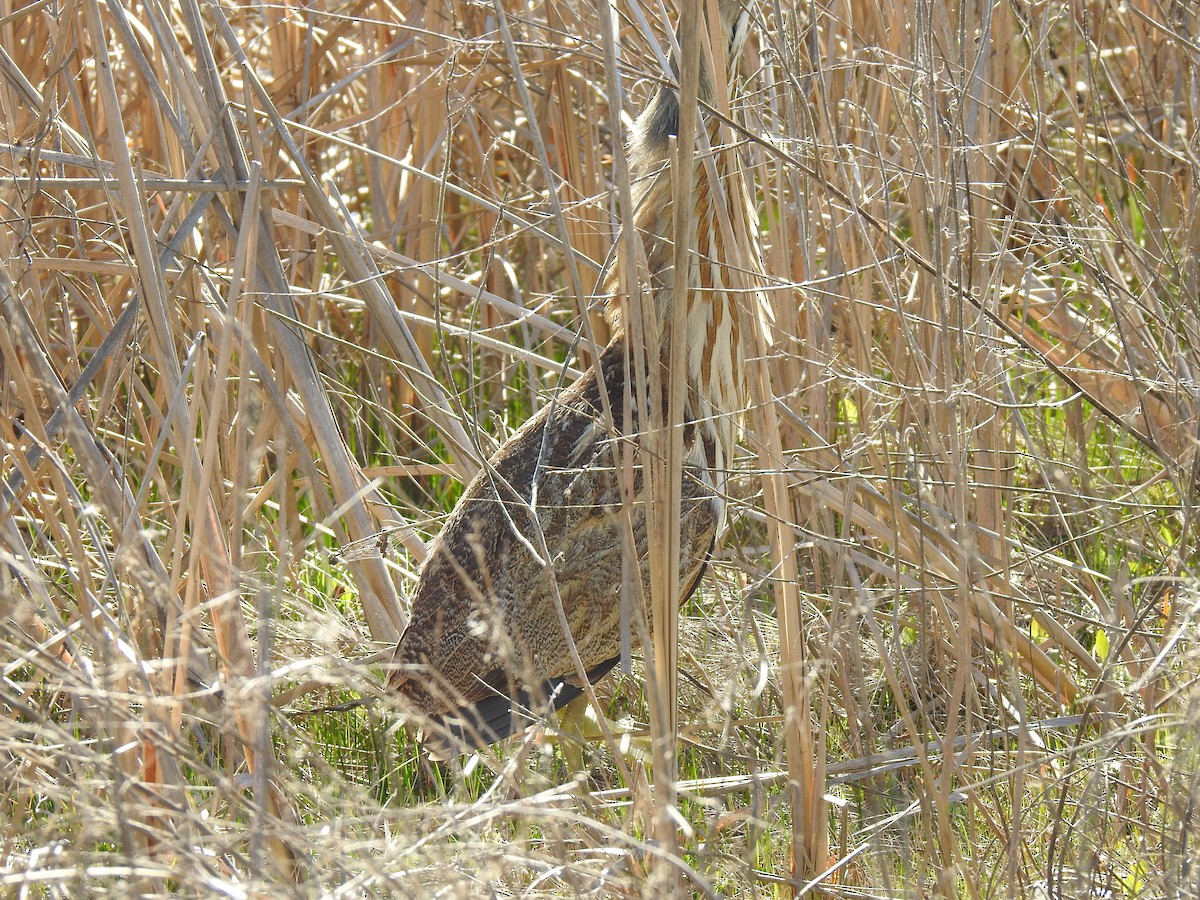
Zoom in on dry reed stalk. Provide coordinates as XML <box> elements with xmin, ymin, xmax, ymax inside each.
<box><xmin>641</xmin><ymin>0</ymin><xmax>704</xmax><ymax>885</ymax></box>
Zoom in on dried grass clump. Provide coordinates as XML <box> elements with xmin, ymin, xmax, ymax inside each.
<box><xmin>1</xmin><ymin>0</ymin><xmax>1198</xmax><ymax>896</ymax></box>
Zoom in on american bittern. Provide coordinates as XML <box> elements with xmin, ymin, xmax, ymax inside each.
<box><xmin>387</xmin><ymin>0</ymin><xmax>756</xmax><ymax>749</ymax></box>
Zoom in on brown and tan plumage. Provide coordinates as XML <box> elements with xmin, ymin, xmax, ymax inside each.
<box><xmin>387</xmin><ymin>1</ymin><xmax>756</xmax><ymax>749</ymax></box>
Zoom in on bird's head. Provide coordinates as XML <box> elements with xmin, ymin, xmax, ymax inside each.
<box><xmin>632</xmin><ymin>0</ymin><xmax>753</xmax><ymax>153</ymax></box>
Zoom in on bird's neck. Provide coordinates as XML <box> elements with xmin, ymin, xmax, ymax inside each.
<box><xmin>613</xmin><ymin>85</ymin><xmax>750</xmax><ymax>478</ymax></box>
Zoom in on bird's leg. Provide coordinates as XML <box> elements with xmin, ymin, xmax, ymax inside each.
<box><xmin>550</xmin><ymin>695</ymin><xmax>600</xmax><ymax>776</ymax></box>
<box><xmin>544</xmin><ymin>693</ymin><xmax>652</xmax><ymax>780</ymax></box>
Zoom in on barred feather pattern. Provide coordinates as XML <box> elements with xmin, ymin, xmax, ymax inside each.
<box><xmin>386</xmin><ymin>1</ymin><xmax>757</xmax><ymax>749</ymax></box>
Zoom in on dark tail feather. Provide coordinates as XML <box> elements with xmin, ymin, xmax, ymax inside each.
<box><xmin>427</xmin><ymin>657</ymin><xmax>622</xmax><ymax>754</ymax></box>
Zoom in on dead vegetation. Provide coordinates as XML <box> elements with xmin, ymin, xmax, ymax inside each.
<box><xmin>1</xmin><ymin>0</ymin><xmax>1198</xmax><ymax>896</ymax></box>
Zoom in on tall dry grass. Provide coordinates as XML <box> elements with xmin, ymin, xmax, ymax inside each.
<box><xmin>1</xmin><ymin>0</ymin><xmax>1198</xmax><ymax>896</ymax></box>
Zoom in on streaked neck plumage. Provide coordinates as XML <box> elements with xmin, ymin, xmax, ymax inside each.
<box><xmin>614</xmin><ymin>2</ymin><xmax>755</xmax><ymax>491</ymax></box>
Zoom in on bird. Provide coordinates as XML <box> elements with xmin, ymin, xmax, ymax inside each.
<box><xmin>387</xmin><ymin>0</ymin><xmax>756</xmax><ymax>752</ymax></box>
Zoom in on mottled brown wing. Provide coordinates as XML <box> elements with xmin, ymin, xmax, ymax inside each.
<box><xmin>387</xmin><ymin>343</ymin><xmax>721</xmax><ymax>745</ymax></box>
